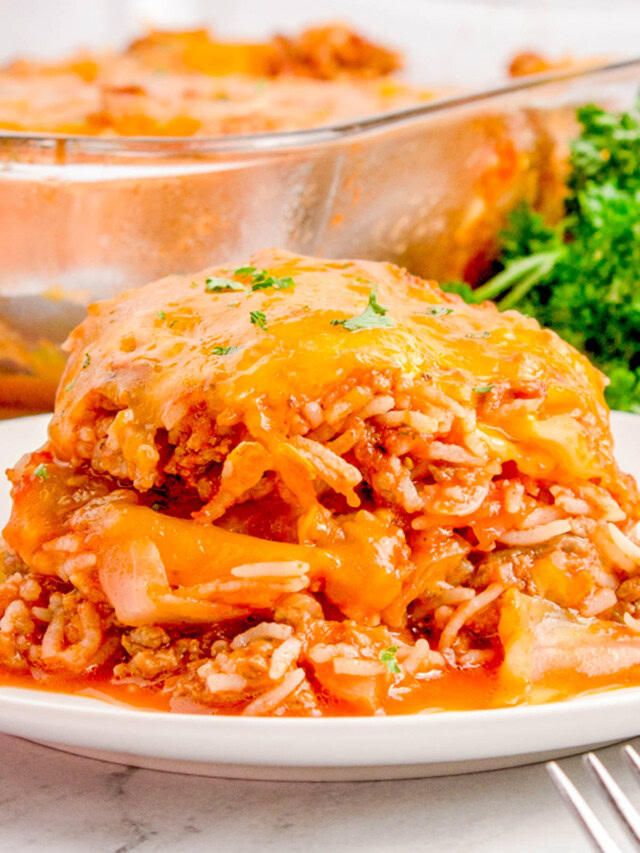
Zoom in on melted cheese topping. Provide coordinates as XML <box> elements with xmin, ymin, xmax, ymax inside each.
<box><xmin>51</xmin><ymin>248</ymin><xmax>627</xmax><ymax>504</ymax></box>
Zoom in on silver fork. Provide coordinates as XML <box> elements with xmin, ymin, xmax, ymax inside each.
<box><xmin>547</xmin><ymin>746</ymin><xmax>640</xmax><ymax>851</ymax></box>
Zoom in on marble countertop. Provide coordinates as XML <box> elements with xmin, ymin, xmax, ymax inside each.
<box><xmin>2</xmin><ymin>735</ymin><xmax>640</xmax><ymax>852</ymax></box>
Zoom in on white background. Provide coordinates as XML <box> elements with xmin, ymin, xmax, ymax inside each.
<box><xmin>1</xmin><ymin>0</ymin><xmax>640</xmax><ymax>85</ymax></box>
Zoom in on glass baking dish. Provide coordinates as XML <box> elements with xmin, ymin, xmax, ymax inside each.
<box><xmin>1</xmin><ymin>0</ymin><xmax>640</xmax><ymax>416</ymax></box>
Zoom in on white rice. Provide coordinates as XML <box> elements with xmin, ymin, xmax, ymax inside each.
<box><xmin>302</xmin><ymin>401</ymin><xmax>324</xmax><ymax>428</ymax></box>
<box><xmin>608</xmin><ymin>523</ymin><xmax>640</xmax><ymax>564</ymax></box>
<box><xmin>404</xmin><ymin>411</ymin><xmax>438</xmax><ymax>434</ymax></box>
<box><xmin>206</xmin><ymin>673</ymin><xmax>248</xmax><ymax>694</ymax></box>
<box><xmin>41</xmin><ymin>533</ymin><xmax>81</xmax><ymax>553</ymax></box>
<box><xmin>332</xmin><ymin>658</ymin><xmax>386</xmax><ymax>676</ymax></box>
<box><xmin>439</xmin><ymin>583</ymin><xmax>505</xmax><ymax>650</ymax></box>
<box><xmin>593</xmin><ymin>524</ymin><xmax>637</xmax><ymax>572</ymax></box>
<box><xmin>359</xmin><ymin>395</ymin><xmax>395</xmax><ymax>419</ymax></box>
<box><xmin>309</xmin><ymin>642</ymin><xmax>358</xmax><ymax>664</ymax></box>
<box><xmin>432</xmin><ymin>484</ymin><xmax>490</xmax><ymax>518</ymax></box>
<box><xmin>269</xmin><ymin>638</ymin><xmax>302</xmax><ymax>680</ymax></box>
<box><xmin>242</xmin><ymin>668</ymin><xmax>305</xmax><ymax>716</ymax></box>
<box><xmin>520</xmin><ymin>507</ymin><xmax>563</xmax><ymax>529</ymax></box>
<box><xmin>550</xmin><ymin>486</ymin><xmax>591</xmax><ymax>516</ymax></box>
<box><xmin>402</xmin><ymin>639</ymin><xmax>444</xmax><ymax>674</ymax></box>
<box><xmin>499</xmin><ymin>519</ymin><xmax>571</xmax><ymax>546</ymax></box>
<box><xmin>438</xmin><ymin>587</ymin><xmax>476</xmax><ymax>606</ymax></box>
<box><xmin>580</xmin><ymin>588</ymin><xmax>617</xmax><ymax>617</ymax></box>
<box><xmin>427</xmin><ymin>442</ymin><xmax>483</xmax><ymax>466</ymax></box>
<box><xmin>231</xmin><ymin>622</ymin><xmax>293</xmax><ymax>649</ymax></box>
<box><xmin>503</xmin><ymin>482</ymin><xmax>525</xmax><ymax>515</ymax></box>
<box><xmin>624</xmin><ymin>612</ymin><xmax>640</xmax><ymax>633</ymax></box>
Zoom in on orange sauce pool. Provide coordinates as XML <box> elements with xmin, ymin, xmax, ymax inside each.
<box><xmin>1</xmin><ymin>659</ymin><xmax>639</xmax><ymax>716</ymax></box>
<box><xmin>0</xmin><ymin>665</ymin><xmax>501</xmax><ymax>716</ymax></box>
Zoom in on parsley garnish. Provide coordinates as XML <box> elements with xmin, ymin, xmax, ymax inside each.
<box><xmin>64</xmin><ymin>378</ymin><xmax>76</xmax><ymax>392</ymax></box>
<box><xmin>473</xmin><ymin>384</ymin><xmax>495</xmax><ymax>393</ymax></box>
<box><xmin>380</xmin><ymin>646</ymin><xmax>400</xmax><ymax>675</ymax></box>
<box><xmin>33</xmin><ymin>463</ymin><xmax>48</xmax><ymax>480</ymax></box>
<box><xmin>235</xmin><ymin>266</ymin><xmax>256</xmax><ymax>276</ymax></box>
<box><xmin>157</xmin><ymin>311</ymin><xmax>166</xmax><ymax>320</ymax></box>
<box><xmin>332</xmin><ymin>289</ymin><xmax>394</xmax><ymax>332</ymax></box>
<box><xmin>250</xmin><ymin>270</ymin><xmax>295</xmax><ymax>291</ymax></box>
<box><xmin>212</xmin><ymin>345</ymin><xmax>243</xmax><ymax>356</ymax></box>
<box><xmin>442</xmin><ymin>99</ymin><xmax>640</xmax><ymax>413</ymax></box>
<box><xmin>250</xmin><ymin>310</ymin><xmax>267</xmax><ymax>330</ymax></box>
<box><xmin>464</xmin><ymin>331</ymin><xmax>490</xmax><ymax>339</ymax></box>
<box><xmin>82</xmin><ymin>353</ymin><xmax>91</xmax><ymax>369</ymax></box>
<box><xmin>228</xmin><ymin>302</ymin><xmax>240</xmax><ymax>308</ymax></box>
<box><xmin>425</xmin><ymin>306</ymin><xmax>453</xmax><ymax>316</ymax></box>
<box><xmin>205</xmin><ymin>277</ymin><xmax>245</xmax><ymax>293</ymax></box>
<box><xmin>150</xmin><ymin>502</ymin><xmax>161</xmax><ymax>512</ymax></box>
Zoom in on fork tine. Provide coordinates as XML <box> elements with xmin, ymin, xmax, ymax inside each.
<box><xmin>546</xmin><ymin>761</ymin><xmax>623</xmax><ymax>853</ymax></box>
<box><xmin>624</xmin><ymin>744</ymin><xmax>640</xmax><ymax>777</ymax></box>
<box><xmin>585</xmin><ymin>752</ymin><xmax>640</xmax><ymax>844</ymax></box>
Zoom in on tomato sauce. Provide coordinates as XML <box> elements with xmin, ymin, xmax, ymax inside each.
<box><xmin>0</xmin><ymin>663</ymin><xmax>500</xmax><ymax>716</ymax></box>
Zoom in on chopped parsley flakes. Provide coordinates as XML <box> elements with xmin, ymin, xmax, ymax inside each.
<box><xmin>212</xmin><ymin>345</ymin><xmax>243</xmax><ymax>356</ymax></box>
<box><xmin>150</xmin><ymin>502</ymin><xmax>161</xmax><ymax>512</ymax></box>
<box><xmin>33</xmin><ymin>463</ymin><xmax>48</xmax><ymax>480</ymax></box>
<box><xmin>235</xmin><ymin>266</ymin><xmax>256</xmax><ymax>276</ymax></box>
<box><xmin>250</xmin><ymin>269</ymin><xmax>295</xmax><ymax>291</ymax></box>
<box><xmin>205</xmin><ymin>277</ymin><xmax>245</xmax><ymax>293</ymax></box>
<box><xmin>380</xmin><ymin>646</ymin><xmax>401</xmax><ymax>674</ymax></box>
<box><xmin>157</xmin><ymin>311</ymin><xmax>166</xmax><ymax>320</ymax></box>
<box><xmin>331</xmin><ymin>289</ymin><xmax>394</xmax><ymax>332</ymax></box>
<box><xmin>82</xmin><ymin>353</ymin><xmax>91</xmax><ymax>369</ymax></box>
<box><xmin>425</xmin><ymin>306</ymin><xmax>453</xmax><ymax>316</ymax></box>
<box><xmin>250</xmin><ymin>310</ymin><xmax>268</xmax><ymax>330</ymax></box>
<box><xmin>473</xmin><ymin>384</ymin><xmax>495</xmax><ymax>393</ymax></box>
<box><xmin>464</xmin><ymin>331</ymin><xmax>490</xmax><ymax>339</ymax></box>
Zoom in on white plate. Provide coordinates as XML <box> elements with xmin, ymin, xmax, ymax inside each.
<box><xmin>0</xmin><ymin>412</ymin><xmax>639</xmax><ymax>781</ymax></box>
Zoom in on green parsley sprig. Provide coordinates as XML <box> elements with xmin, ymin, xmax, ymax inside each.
<box><xmin>380</xmin><ymin>646</ymin><xmax>401</xmax><ymax>674</ymax></box>
<box><xmin>250</xmin><ymin>310</ymin><xmax>268</xmax><ymax>331</ymax></box>
<box><xmin>249</xmin><ymin>269</ymin><xmax>295</xmax><ymax>291</ymax></box>
<box><xmin>331</xmin><ymin>289</ymin><xmax>395</xmax><ymax>332</ymax></box>
<box><xmin>205</xmin><ymin>277</ymin><xmax>245</xmax><ymax>293</ymax></box>
<box><xmin>444</xmin><ymin>98</ymin><xmax>640</xmax><ymax>412</ymax></box>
